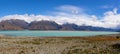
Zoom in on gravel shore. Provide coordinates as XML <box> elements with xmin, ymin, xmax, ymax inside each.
<box><xmin>0</xmin><ymin>34</ymin><xmax>120</xmax><ymax>54</ymax></box>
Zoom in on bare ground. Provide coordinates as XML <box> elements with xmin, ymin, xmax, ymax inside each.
<box><xmin>0</xmin><ymin>34</ymin><xmax>120</xmax><ymax>54</ymax></box>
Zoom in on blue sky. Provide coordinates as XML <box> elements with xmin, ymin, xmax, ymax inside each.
<box><xmin>0</xmin><ymin>0</ymin><xmax>119</xmax><ymax>16</ymax></box>
<box><xmin>0</xmin><ymin>0</ymin><xmax>120</xmax><ymax>28</ymax></box>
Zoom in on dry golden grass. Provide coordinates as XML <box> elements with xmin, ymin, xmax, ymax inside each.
<box><xmin>0</xmin><ymin>34</ymin><xmax>120</xmax><ymax>54</ymax></box>
<box><xmin>83</xmin><ymin>36</ymin><xmax>120</xmax><ymax>41</ymax></box>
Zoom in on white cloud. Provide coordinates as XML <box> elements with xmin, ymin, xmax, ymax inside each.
<box><xmin>101</xmin><ymin>5</ymin><xmax>113</xmax><ymax>9</ymax></box>
<box><xmin>0</xmin><ymin>14</ymin><xmax>52</xmax><ymax>23</ymax></box>
<box><xmin>0</xmin><ymin>5</ymin><xmax>120</xmax><ymax>29</ymax></box>
<box><xmin>101</xmin><ymin>8</ymin><xmax>120</xmax><ymax>28</ymax></box>
<box><xmin>113</xmin><ymin>8</ymin><xmax>118</xmax><ymax>14</ymax></box>
<box><xmin>104</xmin><ymin>8</ymin><xmax>118</xmax><ymax>16</ymax></box>
<box><xmin>55</xmin><ymin>5</ymin><xmax>84</xmax><ymax>14</ymax></box>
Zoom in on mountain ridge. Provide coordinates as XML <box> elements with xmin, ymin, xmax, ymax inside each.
<box><xmin>0</xmin><ymin>19</ymin><xmax>117</xmax><ymax>31</ymax></box>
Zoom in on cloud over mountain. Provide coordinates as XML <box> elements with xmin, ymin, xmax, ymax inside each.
<box><xmin>0</xmin><ymin>5</ymin><xmax>120</xmax><ymax>29</ymax></box>
<box><xmin>55</xmin><ymin>5</ymin><xmax>83</xmax><ymax>14</ymax></box>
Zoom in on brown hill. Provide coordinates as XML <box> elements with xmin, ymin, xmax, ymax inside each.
<box><xmin>28</xmin><ymin>20</ymin><xmax>61</xmax><ymax>30</ymax></box>
<box><xmin>0</xmin><ymin>19</ymin><xmax>28</xmax><ymax>30</ymax></box>
<box><xmin>0</xmin><ymin>19</ymin><xmax>115</xmax><ymax>31</ymax></box>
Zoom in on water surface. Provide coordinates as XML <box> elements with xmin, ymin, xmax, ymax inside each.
<box><xmin>0</xmin><ymin>31</ymin><xmax>119</xmax><ymax>37</ymax></box>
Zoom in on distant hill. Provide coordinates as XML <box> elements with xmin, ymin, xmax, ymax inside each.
<box><xmin>28</xmin><ymin>20</ymin><xmax>61</xmax><ymax>30</ymax></box>
<box><xmin>60</xmin><ymin>23</ymin><xmax>78</xmax><ymax>30</ymax></box>
<box><xmin>0</xmin><ymin>19</ymin><xmax>117</xmax><ymax>31</ymax></box>
<box><xmin>60</xmin><ymin>23</ymin><xmax>115</xmax><ymax>31</ymax></box>
<box><xmin>0</xmin><ymin>19</ymin><xmax>28</xmax><ymax>30</ymax></box>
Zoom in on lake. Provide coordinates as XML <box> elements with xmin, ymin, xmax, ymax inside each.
<box><xmin>0</xmin><ymin>31</ymin><xmax>119</xmax><ymax>37</ymax></box>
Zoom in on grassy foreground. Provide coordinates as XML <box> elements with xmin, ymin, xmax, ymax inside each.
<box><xmin>0</xmin><ymin>34</ymin><xmax>120</xmax><ymax>54</ymax></box>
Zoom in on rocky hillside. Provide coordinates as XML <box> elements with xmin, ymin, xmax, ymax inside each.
<box><xmin>60</xmin><ymin>23</ymin><xmax>115</xmax><ymax>31</ymax></box>
<box><xmin>61</xmin><ymin>23</ymin><xmax>79</xmax><ymax>30</ymax></box>
<box><xmin>28</xmin><ymin>20</ymin><xmax>61</xmax><ymax>30</ymax></box>
<box><xmin>0</xmin><ymin>19</ymin><xmax>28</xmax><ymax>30</ymax></box>
<box><xmin>0</xmin><ymin>19</ymin><xmax>116</xmax><ymax>31</ymax></box>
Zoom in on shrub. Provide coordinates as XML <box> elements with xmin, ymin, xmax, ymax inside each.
<box><xmin>111</xmin><ymin>43</ymin><xmax>120</xmax><ymax>50</ymax></box>
<box><xmin>116</xmin><ymin>36</ymin><xmax>119</xmax><ymax>39</ymax></box>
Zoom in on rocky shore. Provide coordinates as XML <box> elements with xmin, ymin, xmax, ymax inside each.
<box><xmin>0</xmin><ymin>34</ymin><xmax>120</xmax><ymax>54</ymax></box>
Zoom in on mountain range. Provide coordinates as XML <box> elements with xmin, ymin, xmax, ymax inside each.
<box><xmin>0</xmin><ymin>19</ymin><xmax>118</xmax><ymax>31</ymax></box>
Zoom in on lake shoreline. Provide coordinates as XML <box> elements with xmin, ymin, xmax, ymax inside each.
<box><xmin>0</xmin><ymin>31</ymin><xmax>119</xmax><ymax>36</ymax></box>
<box><xmin>1</xmin><ymin>33</ymin><xmax>120</xmax><ymax>37</ymax></box>
<box><xmin>0</xmin><ymin>34</ymin><xmax>120</xmax><ymax>54</ymax></box>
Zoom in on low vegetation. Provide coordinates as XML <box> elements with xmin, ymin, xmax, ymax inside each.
<box><xmin>0</xmin><ymin>34</ymin><xmax>120</xmax><ymax>54</ymax></box>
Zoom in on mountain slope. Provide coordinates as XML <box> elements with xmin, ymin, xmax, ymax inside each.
<box><xmin>28</xmin><ymin>20</ymin><xmax>61</xmax><ymax>30</ymax></box>
<box><xmin>61</xmin><ymin>23</ymin><xmax>79</xmax><ymax>30</ymax></box>
<box><xmin>0</xmin><ymin>19</ymin><xmax>28</xmax><ymax>30</ymax></box>
<box><xmin>0</xmin><ymin>19</ymin><xmax>117</xmax><ymax>31</ymax></box>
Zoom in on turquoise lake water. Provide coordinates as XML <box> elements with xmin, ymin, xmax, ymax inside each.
<box><xmin>0</xmin><ymin>31</ymin><xmax>119</xmax><ymax>37</ymax></box>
